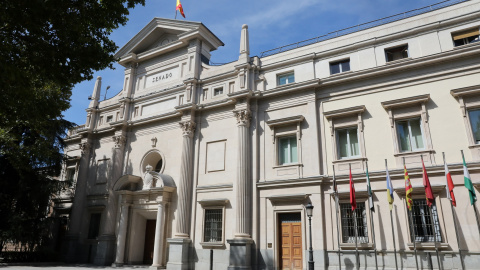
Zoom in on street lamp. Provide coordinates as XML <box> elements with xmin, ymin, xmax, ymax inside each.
<box><xmin>306</xmin><ymin>202</ymin><xmax>314</xmax><ymax>270</ymax></box>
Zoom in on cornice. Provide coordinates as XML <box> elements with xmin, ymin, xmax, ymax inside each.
<box><xmin>266</xmin><ymin>193</ymin><xmax>310</xmax><ymax>204</ymax></box>
<box><xmin>127</xmin><ymin>111</ymin><xmax>182</xmax><ymax>126</ymax></box>
<box><xmin>266</xmin><ymin>115</ymin><xmax>305</xmax><ymax>128</ymax></box>
<box><xmin>198</xmin><ymin>198</ymin><xmax>229</xmax><ymax>206</ymax></box>
<box><xmin>257</xmin><ymin>175</ymin><xmax>326</xmax><ymax>189</ymax></box>
<box><xmin>260</xmin><ymin>53</ymin><xmax>316</xmax><ymax>71</ymax></box>
<box><xmin>256</xmin><ymin>79</ymin><xmax>319</xmax><ymax>99</ymax></box>
<box><xmin>450</xmin><ymin>84</ymin><xmax>480</xmax><ymax>97</ymax></box>
<box><xmin>381</xmin><ymin>94</ymin><xmax>430</xmax><ymax>110</ymax></box>
<box><xmin>198</xmin><ymin>98</ymin><xmax>236</xmax><ymax>111</ymax></box>
<box><xmin>324</xmin><ymin>105</ymin><xmax>366</xmax><ymax>119</ymax></box>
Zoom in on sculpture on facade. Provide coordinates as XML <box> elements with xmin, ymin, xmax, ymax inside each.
<box><xmin>142</xmin><ymin>164</ymin><xmax>154</xmax><ymax>190</ymax></box>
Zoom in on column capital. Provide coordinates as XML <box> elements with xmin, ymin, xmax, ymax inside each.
<box><xmin>234</xmin><ymin>109</ymin><xmax>251</xmax><ymax>126</ymax></box>
<box><xmin>179</xmin><ymin>120</ymin><xmax>196</xmax><ymax>138</ymax></box>
<box><xmin>79</xmin><ymin>142</ymin><xmax>91</xmax><ymax>155</ymax></box>
<box><xmin>113</xmin><ymin>134</ymin><xmax>126</xmax><ymax>149</ymax></box>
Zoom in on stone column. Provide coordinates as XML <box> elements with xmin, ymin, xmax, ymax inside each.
<box><xmin>112</xmin><ymin>202</ymin><xmax>130</xmax><ymax>266</ymax></box>
<box><xmin>151</xmin><ymin>202</ymin><xmax>166</xmax><ymax>269</ymax></box>
<box><xmin>175</xmin><ymin>120</ymin><xmax>195</xmax><ymax>238</ymax></box>
<box><xmin>228</xmin><ymin>109</ymin><xmax>253</xmax><ymax>270</ymax></box>
<box><xmin>167</xmin><ymin>120</ymin><xmax>195</xmax><ymax>270</ymax></box>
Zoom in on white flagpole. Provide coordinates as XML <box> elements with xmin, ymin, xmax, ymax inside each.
<box><xmin>333</xmin><ymin>165</ymin><xmax>342</xmax><ymax>270</ymax></box>
<box><xmin>366</xmin><ymin>162</ymin><xmax>378</xmax><ymax>270</ymax></box>
<box><xmin>386</xmin><ymin>159</ymin><xmax>398</xmax><ymax>270</ymax></box>
<box><xmin>404</xmin><ymin>157</ymin><xmax>419</xmax><ymax>270</ymax></box>
<box><xmin>351</xmin><ymin>164</ymin><xmax>359</xmax><ymax>270</ymax></box>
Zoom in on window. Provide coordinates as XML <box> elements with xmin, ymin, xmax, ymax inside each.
<box><xmin>468</xmin><ymin>109</ymin><xmax>480</xmax><ymax>144</ymax></box>
<box><xmin>385</xmin><ymin>45</ymin><xmax>409</xmax><ymax>62</ymax></box>
<box><xmin>213</xmin><ymin>87</ymin><xmax>223</xmax><ymax>96</ymax></box>
<box><xmin>106</xmin><ymin>115</ymin><xmax>113</xmax><ymax>123</ymax></box>
<box><xmin>277</xmin><ymin>72</ymin><xmax>295</xmax><ymax>86</ymax></box>
<box><xmin>340</xmin><ymin>202</ymin><xmax>368</xmax><ymax>243</ymax></box>
<box><xmin>336</xmin><ymin>127</ymin><xmax>360</xmax><ymax>159</ymax></box>
<box><xmin>87</xmin><ymin>213</ymin><xmax>101</xmax><ymax>239</ymax></box>
<box><xmin>204</xmin><ymin>209</ymin><xmax>223</xmax><ymax>243</ymax></box>
<box><xmin>452</xmin><ymin>28</ymin><xmax>479</xmax><ymax>47</ymax></box>
<box><xmin>330</xmin><ymin>59</ymin><xmax>351</xmax><ymax>75</ymax></box>
<box><xmin>99</xmin><ymin>116</ymin><xmax>104</xmax><ymax>125</ymax></box>
<box><xmin>278</xmin><ymin>136</ymin><xmax>298</xmax><ymax>165</ymax></box>
<box><xmin>65</xmin><ymin>168</ymin><xmax>75</xmax><ymax>183</ymax></box>
<box><xmin>396</xmin><ymin>118</ymin><xmax>424</xmax><ymax>152</ymax></box>
<box><xmin>96</xmin><ymin>159</ymin><xmax>109</xmax><ymax>184</ymax></box>
<box><xmin>408</xmin><ymin>199</ymin><xmax>441</xmax><ymax>242</ymax></box>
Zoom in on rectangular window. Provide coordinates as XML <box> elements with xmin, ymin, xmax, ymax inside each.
<box><xmin>278</xmin><ymin>136</ymin><xmax>298</xmax><ymax>165</ymax></box>
<box><xmin>468</xmin><ymin>109</ymin><xmax>480</xmax><ymax>144</ymax></box>
<box><xmin>213</xmin><ymin>87</ymin><xmax>223</xmax><ymax>96</ymax></box>
<box><xmin>396</xmin><ymin>118</ymin><xmax>424</xmax><ymax>152</ymax></box>
<box><xmin>336</xmin><ymin>127</ymin><xmax>359</xmax><ymax>159</ymax></box>
<box><xmin>330</xmin><ymin>59</ymin><xmax>351</xmax><ymax>75</ymax></box>
<box><xmin>204</xmin><ymin>209</ymin><xmax>223</xmax><ymax>242</ymax></box>
<box><xmin>87</xmin><ymin>213</ymin><xmax>101</xmax><ymax>239</ymax></box>
<box><xmin>385</xmin><ymin>45</ymin><xmax>409</xmax><ymax>62</ymax></box>
<box><xmin>340</xmin><ymin>202</ymin><xmax>368</xmax><ymax>243</ymax></box>
<box><xmin>409</xmin><ymin>199</ymin><xmax>441</xmax><ymax>242</ymax></box>
<box><xmin>106</xmin><ymin>115</ymin><xmax>113</xmax><ymax>123</ymax></box>
<box><xmin>99</xmin><ymin>116</ymin><xmax>104</xmax><ymax>125</ymax></box>
<box><xmin>65</xmin><ymin>168</ymin><xmax>75</xmax><ymax>182</ymax></box>
<box><xmin>452</xmin><ymin>28</ymin><xmax>480</xmax><ymax>47</ymax></box>
<box><xmin>277</xmin><ymin>72</ymin><xmax>295</xmax><ymax>86</ymax></box>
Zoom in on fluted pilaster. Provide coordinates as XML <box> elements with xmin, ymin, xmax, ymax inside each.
<box><xmin>175</xmin><ymin>120</ymin><xmax>196</xmax><ymax>238</ymax></box>
<box><xmin>152</xmin><ymin>202</ymin><xmax>166</xmax><ymax>267</ymax></box>
<box><xmin>113</xmin><ymin>203</ymin><xmax>130</xmax><ymax>266</ymax></box>
<box><xmin>234</xmin><ymin>109</ymin><xmax>251</xmax><ymax>238</ymax></box>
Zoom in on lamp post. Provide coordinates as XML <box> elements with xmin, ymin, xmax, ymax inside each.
<box><xmin>306</xmin><ymin>203</ymin><xmax>314</xmax><ymax>270</ymax></box>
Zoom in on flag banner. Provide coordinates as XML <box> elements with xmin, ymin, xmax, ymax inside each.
<box><xmin>366</xmin><ymin>165</ymin><xmax>374</xmax><ymax>212</ymax></box>
<box><xmin>405</xmin><ymin>165</ymin><xmax>413</xmax><ymax>210</ymax></box>
<box><xmin>350</xmin><ymin>167</ymin><xmax>357</xmax><ymax>211</ymax></box>
<box><xmin>444</xmin><ymin>157</ymin><xmax>456</xmax><ymax>206</ymax></box>
<box><xmin>422</xmin><ymin>159</ymin><xmax>435</xmax><ymax>207</ymax></box>
<box><xmin>386</xmin><ymin>163</ymin><xmax>394</xmax><ymax>210</ymax></box>
<box><xmin>176</xmin><ymin>0</ymin><xmax>186</xmax><ymax>18</ymax></box>
<box><xmin>463</xmin><ymin>153</ymin><xmax>477</xmax><ymax>205</ymax></box>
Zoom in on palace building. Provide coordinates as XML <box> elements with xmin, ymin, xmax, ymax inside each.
<box><xmin>59</xmin><ymin>0</ymin><xmax>480</xmax><ymax>269</ymax></box>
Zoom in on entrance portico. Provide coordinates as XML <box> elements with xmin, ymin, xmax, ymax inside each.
<box><xmin>112</xmin><ymin>172</ymin><xmax>176</xmax><ymax>268</ymax></box>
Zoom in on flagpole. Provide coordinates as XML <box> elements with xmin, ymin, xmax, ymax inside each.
<box><xmin>175</xmin><ymin>10</ymin><xmax>177</xmax><ymax>19</ymax></box>
<box><xmin>461</xmin><ymin>150</ymin><xmax>480</xmax><ymax>236</ymax></box>
<box><xmin>443</xmin><ymin>152</ymin><xmax>465</xmax><ymax>270</ymax></box>
<box><xmin>386</xmin><ymin>159</ymin><xmax>398</xmax><ymax>270</ymax></box>
<box><xmin>333</xmin><ymin>165</ymin><xmax>342</xmax><ymax>270</ymax></box>
<box><xmin>351</xmin><ymin>164</ymin><xmax>360</xmax><ymax>270</ymax></box>
<box><xmin>366</xmin><ymin>162</ymin><xmax>378</xmax><ymax>270</ymax></box>
<box><xmin>404</xmin><ymin>157</ymin><xmax>419</xmax><ymax>270</ymax></box>
<box><xmin>421</xmin><ymin>155</ymin><xmax>442</xmax><ymax>269</ymax></box>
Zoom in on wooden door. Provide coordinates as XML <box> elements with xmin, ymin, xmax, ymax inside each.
<box><xmin>143</xmin><ymin>220</ymin><xmax>156</xmax><ymax>264</ymax></box>
<box><xmin>279</xmin><ymin>213</ymin><xmax>302</xmax><ymax>270</ymax></box>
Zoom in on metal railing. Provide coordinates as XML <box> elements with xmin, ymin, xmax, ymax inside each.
<box><xmin>260</xmin><ymin>0</ymin><xmax>470</xmax><ymax>57</ymax></box>
<box><xmin>67</xmin><ymin>124</ymin><xmax>86</xmax><ymax>136</ymax></box>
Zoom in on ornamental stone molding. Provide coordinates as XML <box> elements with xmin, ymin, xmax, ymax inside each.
<box><xmin>113</xmin><ymin>135</ymin><xmax>126</xmax><ymax>149</ymax></box>
<box><xmin>179</xmin><ymin>121</ymin><xmax>196</xmax><ymax>137</ymax></box>
<box><xmin>234</xmin><ymin>109</ymin><xmax>251</xmax><ymax>126</ymax></box>
<box><xmin>79</xmin><ymin>142</ymin><xmax>90</xmax><ymax>155</ymax></box>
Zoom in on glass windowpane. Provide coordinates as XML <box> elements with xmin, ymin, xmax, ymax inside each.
<box><xmin>340</xmin><ymin>202</ymin><xmax>368</xmax><ymax>243</ymax></box>
<box><xmin>469</xmin><ymin>109</ymin><xmax>480</xmax><ymax>143</ymax></box>
<box><xmin>290</xmin><ymin>137</ymin><xmax>298</xmax><ymax>163</ymax></box>
<box><xmin>349</xmin><ymin>129</ymin><xmax>359</xmax><ymax>156</ymax></box>
<box><xmin>337</xmin><ymin>129</ymin><xmax>349</xmax><ymax>158</ymax></box>
<box><xmin>396</xmin><ymin>121</ymin><xmax>411</xmax><ymax>152</ymax></box>
<box><xmin>409</xmin><ymin>119</ymin><xmax>424</xmax><ymax>150</ymax></box>
<box><xmin>204</xmin><ymin>209</ymin><xmax>223</xmax><ymax>242</ymax></box>
<box><xmin>330</xmin><ymin>63</ymin><xmax>340</xmax><ymax>74</ymax></box>
<box><xmin>341</xmin><ymin>61</ymin><xmax>351</xmax><ymax>72</ymax></box>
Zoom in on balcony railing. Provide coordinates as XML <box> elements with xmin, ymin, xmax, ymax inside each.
<box><xmin>67</xmin><ymin>124</ymin><xmax>86</xmax><ymax>136</ymax></box>
<box><xmin>259</xmin><ymin>0</ymin><xmax>470</xmax><ymax>57</ymax></box>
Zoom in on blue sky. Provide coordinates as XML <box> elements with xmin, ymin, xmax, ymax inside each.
<box><xmin>65</xmin><ymin>0</ymin><xmax>445</xmax><ymax>126</ymax></box>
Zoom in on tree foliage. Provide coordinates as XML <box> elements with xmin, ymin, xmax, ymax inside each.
<box><xmin>0</xmin><ymin>0</ymin><xmax>145</xmax><ymax>252</ymax></box>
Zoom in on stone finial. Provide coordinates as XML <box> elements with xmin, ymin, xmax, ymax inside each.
<box><xmin>239</xmin><ymin>24</ymin><xmax>249</xmax><ymax>62</ymax></box>
<box><xmin>92</xmin><ymin>76</ymin><xmax>102</xmax><ymax>101</ymax></box>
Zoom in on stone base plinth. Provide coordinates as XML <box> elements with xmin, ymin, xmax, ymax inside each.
<box><xmin>94</xmin><ymin>234</ymin><xmax>116</xmax><ymax>265</ymax></box>
<box><xmin>166</xmin><ymin>238</ymin><xmax>192</xmax><ymax>270</ymax></box>
<box><xmin>64</xmin><ymin>233</ymin><xmax>80</xmax><ymax>263</ymax></box>
<box><xmin>227</xmin><ymin>238</ymin><xmax>254</xmax><ymax>270</ymax></box>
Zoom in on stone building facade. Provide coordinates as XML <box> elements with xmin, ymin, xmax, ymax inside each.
<box><xmin>61</xmin><ymin>0</ymin><xmax>480</xmax><ymax>269</ymax></box>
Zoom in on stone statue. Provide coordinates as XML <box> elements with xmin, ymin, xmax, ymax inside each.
<box><xmin>142</xmin><ymin>164</ymin><xmax>154</xmax><ymax>190</ymax></box>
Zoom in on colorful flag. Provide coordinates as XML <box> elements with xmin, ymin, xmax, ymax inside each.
<box><xmin>444</xmin><ymin>157</ymin><xmax>456</xmax><ymax>206</ymax></box>
<box><xmin>422</xmin><ymin>159</ymin><xmax>435</xmax><ymax>207</ymax></box>
<box><xmin>405</xmin><ymin>165</ymin><xmax>414</xmax><ymax>210</ymax></box>
<box><xmin>366</xmin><ymin>165</ymin><xmax>374</xmax><ymax>212</ymax></box>
<box><xmin>176</xmin><ymin>0</ymin><xmax>186</xmax><ymax>18</ymax></box>
<box><xmin>350</xmin><ymin>167</ymin><xmax>357</xmax><ymax>211</ymax></box>
<box><xmin>463</xmin><ymin>153</ymin><xmax>477</xmax><ymax>205</ymax></box>
<box><xmin>386</xmin><ymin>162</ymin><xmax>394</xmax><ymax>210</ymax></box>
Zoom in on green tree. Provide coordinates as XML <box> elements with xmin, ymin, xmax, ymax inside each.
<box><xmin>0</xmin><ymin>0</ymin><xmax>145</xmax><ymax>254</ymax></box>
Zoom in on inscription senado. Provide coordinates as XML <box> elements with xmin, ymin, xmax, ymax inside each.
<box><xmin>152</xmin><ymin>72</ymin><xmax>173</xmax><ymax>83</ymax></box>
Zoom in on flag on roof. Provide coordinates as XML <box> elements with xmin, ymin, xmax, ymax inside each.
<box><xmin>405</xmin><ymin>165</ymin><xmax>414</xmax><ymax>211</ymax></box>
<box><xmin>350</xmin><ymin>167</ymin><xmax>357</xmax><ymax>211</ymax></box>
<box><xmin>366</xmin><ymin>165</ymin><xmax>374</xmax><ymax>212</ymax></box>
<box><xmin>422</xmin><ymin>159</ymin><xmax>435</xmax><ymax>207</ymax></box>
<box><xmin>386</xmin><ymin>162</ymin><xmax>394</xmax><ymax>211</ymax></box>
<box><xmin>462</xmin><ymin>153</ymin><xmax>477</xmax><ymax>205</ymax></box>
<box><xmin>444</xmin><ymin>157</ymin><xmax>456</xmax><ymax>206</ymax></box>
<box><xmin>176</xmin><ymin>0</ymin><xmax>185</xmax><ymax>18</ymax></box>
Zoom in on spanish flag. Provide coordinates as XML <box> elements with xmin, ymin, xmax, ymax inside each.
<box><xmin>349</xmin><ymin>167</ymin><xmax>357</xmax><ymax>211</ymax></box>
<box><xmin>405</xmin><ymin>165</ymin><xmax>414</xmax><ymax>210</ymax></box>
<box><xmin>176</xmin><ymin>0</ymin><xmax>185</xmax><ymax>18</ymax></box>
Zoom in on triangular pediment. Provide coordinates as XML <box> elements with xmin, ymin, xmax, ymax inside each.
<box><xmin>115</xmin><ymin>18</ymin><xmax>224</xmax><ymax>66</ymax></box>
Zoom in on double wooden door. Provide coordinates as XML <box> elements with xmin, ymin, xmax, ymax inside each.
<box><xmin>279</xmin><ymin>213</ymin><xmax>302</xmax><ymax>270</ymax></box>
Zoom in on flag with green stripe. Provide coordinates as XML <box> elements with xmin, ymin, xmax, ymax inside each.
<box><xmin>366</xmin><ymin>165</ymin><xmax>374</xmax><ymax>212</ymax></box>
<box><xmin>463</xmin><ymin>153</ymin><xmax>477</xmax><ymax>205</ymax></box>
